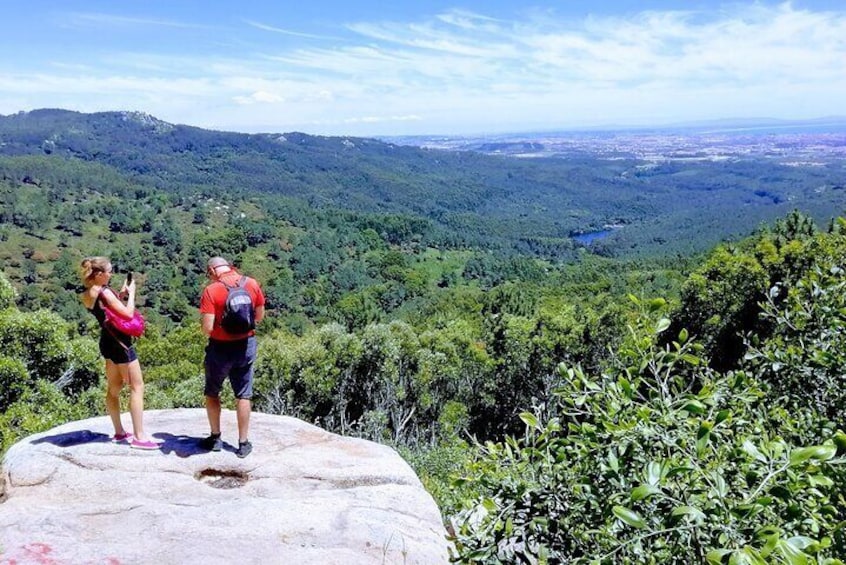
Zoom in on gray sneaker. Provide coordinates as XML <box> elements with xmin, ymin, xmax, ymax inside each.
<box><xmin>200</xmin><ymin>434</ymin><xmax>222</xmax><ymax>452</ymax></box>
<box><xmin>236</xmin><ymin>440</ymin><xmax>252</xmax><ymax>458</ymax></box>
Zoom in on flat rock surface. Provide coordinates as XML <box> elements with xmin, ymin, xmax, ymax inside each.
<box><xmin>0</xmin><ymin>409</ymin><xmax>450</xmax><ymax>564</ymax></box>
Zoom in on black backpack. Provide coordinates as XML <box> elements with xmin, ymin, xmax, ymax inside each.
<box><xmin>220</xmin><ymin>276</ymin><xmax>255</xmax><ymax>333</ymax></box>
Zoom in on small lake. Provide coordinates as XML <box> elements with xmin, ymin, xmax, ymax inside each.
<box><xmin>572</xmin><ymin>229</ymin><xmax>614</xmax><ymax>245</ymax></box>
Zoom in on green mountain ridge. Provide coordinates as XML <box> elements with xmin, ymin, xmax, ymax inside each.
<box><xmin>3</xmin><ymin>108</ymin><xmax>843</xmax><ymax>258</ymax></box>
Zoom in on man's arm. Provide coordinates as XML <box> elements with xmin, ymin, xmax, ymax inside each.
<box><xmin>201</xmin><ymin>313</ymin><xmax>215</xmax><ymax>336</ymax></box>
<box><xmin>254</xmin><ymin>305</ymin><xmax>265</xmax><ymax>324</ymax></box>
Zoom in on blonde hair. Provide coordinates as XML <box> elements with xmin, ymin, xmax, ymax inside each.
<box><xmin>79</xmin><ymin>256</ymin><xmax>111</xmax><ymax>286</ymax></box>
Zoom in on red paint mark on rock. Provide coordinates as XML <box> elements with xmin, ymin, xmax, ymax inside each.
<box><xmin>1</xmin><ymin>543</ymin><xmax>122</xmax><ymax>565</ymax></box>
<box><xmin>0</xmin><ymin>543</ymin><xmax>59</xmax><ymax>565</ymax></box>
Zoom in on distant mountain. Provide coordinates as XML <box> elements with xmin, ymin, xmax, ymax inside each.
<box><xmin>0</xmin><ymin>108</ymin><xmax>524</xmax><ymax>220</ymax></box>
<box><xmin>0</xmin><ymin>108</ymin><xmax>531</xmax><ymax>214</ymax></box>
<box><xmin>0</xmin><ymin>108</ymin><xmax>638</xmax><ymax>254</ymax></box>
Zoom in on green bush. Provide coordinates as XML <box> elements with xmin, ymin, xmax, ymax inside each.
<box><xmin>135</xmin><ymin>325</ymin><xmax>206</xmax><ymax>369</ymax></box>
<box><xmin>400</xmin><ymin>437</ymin><xmax>479</xmax><ymax>515</ymax></box>
<box><xmin>668</xmin><ymin>245</ymin><xmax>769</xmax><ymax>370</ymax></box>
<box><xmin>745</xmin><ymin>241</ymin><xmax>846</xmax><ymax>424</ymax></box>
<box><xmin>0</xmin><ymin>380</ymin><xmax>92</xmax><ymax>452</ymax></box>
<box><xmin>165</xmin><ymin>373</ymin><xmax>206</xmax><ymax>408</ymax></box>
<box><xmin>448</xmin><ymin>310</ymin><xmax>845</xmax><ymax>563</ymax></box>
<box><xmin>0</xmin><ymin>355</ymin><xmax>29</xmax><ymax>410</ymax></box>
<box><xmin>59</xmin><ymin>337</ymin><xmax>101</xmax><ymax>395</ymax></box>
<box><xmin>0</xmin><ymin>271</ymin><xmax>16</xmax><ymax>310</ymax></box>
<box><xmin>0</xmin><ymin>309</ymin><xmax>71</xmax><ymax>381</ymax></box>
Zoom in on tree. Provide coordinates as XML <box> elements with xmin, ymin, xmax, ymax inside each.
<box><xmin>354</xmin><ymin>321</ymin><xmax>424</xmax><ymax>443</ymax></box>
<box><xmin>745</xmin><ymin>229</ymin><xmax>846</xmax><ymax>424</ymax></box>
<box><xmin>0</xmin><ymin>309</ymin><xmax>71</xmax><ymax>382</ymax></box>
<box><xmin>151</xmin><ymin>213</ymin><xmax>183</xmax><ymax>255</ymax></box>
<box><xmin>667</xmin><ymin>212</ymin><xmax>829</xmax><ymax>371</ymax></box>
<box><xmin>334</xmin><ymin>290</ymin><xmax>382</xmax><ymax>330</ymax></box>
<box><xmin>11</xmin><ymin>187</ymin><xmax>52</xmax><ymax>233</ymax></box>
<box><xmin>52</xmin><ymin>249</ymin><xmax>82</xmax><ymax>291</ymax></box>
<box><xmin>254</xmin><ymin>323</ymin><xmax>363</xmax><ymax>432</ymax></box>
<box><xmin>668</xmin><ymin>245</ymin><xmax>770</xmax><ymax>371</ymax></box>
<box><xmin>0</xmin><ymin>355</ymin><xmax>29</xmax><ymax>410</ymax></box>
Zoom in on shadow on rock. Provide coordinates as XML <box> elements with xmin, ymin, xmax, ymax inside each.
<box><xmin>31</xmin><ymin>430</ymin><xmax>110</xmax><ymax>447</ymax></box>
<box><xmin>153</xmin><ymin>432</ymin><xmax>228</xmax><ymax>458</ymax></box>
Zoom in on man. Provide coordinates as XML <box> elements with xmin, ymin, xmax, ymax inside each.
<box><xmin>199</xmin><ymin>256</ymin><xmax>265</xmax><ymax>458</ymax></box>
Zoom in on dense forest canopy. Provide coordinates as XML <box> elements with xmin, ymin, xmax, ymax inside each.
<box><xmin>2</xmin><ymin>109</ymin><xmax>844</xmax><ymax>260</ymax></box>
<box><xmin>1</xmin><ymin>109</ymin><xmax>845</xmax><ymax>563</ymax></box>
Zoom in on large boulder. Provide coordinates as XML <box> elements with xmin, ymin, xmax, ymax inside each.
<box><xmin>0</xmin><ymin>409</ymin><xmax>451</xmax><ymax>564</ymax></box>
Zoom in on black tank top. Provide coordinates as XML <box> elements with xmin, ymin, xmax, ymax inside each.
<box><xmin>89</xmin><ymin>287</ymin><xmax>131</xmax><ymax>347</ymax></box>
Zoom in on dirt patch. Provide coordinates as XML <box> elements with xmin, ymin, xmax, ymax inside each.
<box><xmin>195</xmin><ymin>468</ymin><xmax>249</xmax><ymax>489</ymax></box>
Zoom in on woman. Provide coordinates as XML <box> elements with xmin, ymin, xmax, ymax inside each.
<box><xmin>79</xmin><ymin>257</ymin><xmax>158</xmax><ymax>450</ymax></box>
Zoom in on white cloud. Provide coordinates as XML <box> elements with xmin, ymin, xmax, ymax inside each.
<box><xmin>2</xmin><ymin>2</ymin><xmax>845</xmax><ymax>135</ymax></box>
<box><xmin>244</xmin><ymin>19</ymin><xmax>341</xmax><ymax>41</ymax></box>
<box><xmin>233</xmin><ymin>90</ymin><xmax>285</xmax><ymax>105</ymax></box>
<box><xmin>347</xmin><ymin>21</ymin><xmax>517</xmax><ymax>58</ymax></box>
<box><xmin>65</xmin><ymin>12</ymin><xmax>211</xmax><ymax>30</ymax></box>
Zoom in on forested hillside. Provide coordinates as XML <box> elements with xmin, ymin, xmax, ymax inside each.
<box><xmin>2</xmin><ymin>109</ymin><xmax>844</xmax><ymax>263</ymax></box>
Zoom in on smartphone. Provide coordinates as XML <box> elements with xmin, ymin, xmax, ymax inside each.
<box><xmin>126</xmin><ymin>271</ymin><xmax>133</xmax><ymax>284</ymax></box>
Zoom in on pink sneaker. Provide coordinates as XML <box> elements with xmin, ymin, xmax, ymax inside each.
<box><xmin>111</xmin><ymin>432</ymin><xmax>133</xmax><ymax>443</ymax></box>
<box><xmin>130</xmin><ymin>438</ymin><xmax>160</xmax><ymax>450</ymax></box>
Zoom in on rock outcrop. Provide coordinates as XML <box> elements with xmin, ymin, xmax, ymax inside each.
<box><xmin>0</xmin><ymin>409</ymin><xmax>451</xmax><ymax>564</ymax></box>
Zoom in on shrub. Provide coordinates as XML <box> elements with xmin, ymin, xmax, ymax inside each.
<box><xmin>449</xmin><ymin>311</ymin><xmax>845</xmax><ymax>563</ymax></box>
<box><xmin>0</xmin><ymin>355</ymin><xmax>29</xmax><ymax>410</ymax></box>
<box><xmin>0</xmin><ymin>309</ymin><xmax>71</xmax><ymax>381</ymax></box>
<box><xmin>0</xmin><ymin>271</ymin><xmax>16</xmax><ymax>310</ymax></box>
<box><xmin>56</xmin><ymin>337</ymin><xmax>101</xmax><ymax>396</ymax></box>
<box><xmin>745</xmin><ymin>252</ymin><xmax>846</xmax><ymax>424</ymax></box>
<box><xmin>0</xmin><ymin>381</ymin><xmax>91</xmax><ymax>452</ymax></box>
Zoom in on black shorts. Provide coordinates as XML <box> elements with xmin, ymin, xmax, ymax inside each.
<box><xmin>99</xmin><ymin>331</ymin><xmax>137</xmax><ymax>364</ymax></box>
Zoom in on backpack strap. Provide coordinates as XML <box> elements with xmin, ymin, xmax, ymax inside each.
<box><xmin>97</xmin><ymin>287</ymin><xmax>132</xmax><ymax>350</ymax></box>
<box><xmin>218</xmin><ymin>275</ymin><xmax>248</xmax><ymax>290</ymax></box>
<box><xmin>96</xmin><ymin>285</ymin><xmax>117</xmax><ymax>308</ymax></box>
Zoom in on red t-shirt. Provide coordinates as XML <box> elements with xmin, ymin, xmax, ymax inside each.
<box><xmin>199</xmin><ymin>270</ymin><xmax>265</xmax><ymax>341</ymax></box>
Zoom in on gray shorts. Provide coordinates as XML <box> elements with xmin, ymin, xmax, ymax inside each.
<box><xmin>204</xmin><ymin>337</ymin><xmax>257</xmax><ymax>399</ymax></box>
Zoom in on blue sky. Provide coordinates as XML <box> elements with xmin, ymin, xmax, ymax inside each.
<box><xmin>1</xmin><ymin>1</ymin><xmax>844</xmax><ymax>136</ymax></box>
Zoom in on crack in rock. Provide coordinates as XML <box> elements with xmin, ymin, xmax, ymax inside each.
<box><xmin>302</xmin><ymin>475</ymin><xmax>407</xmax><ymax>489</ymax></box>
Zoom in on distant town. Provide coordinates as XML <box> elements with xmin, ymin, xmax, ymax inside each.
<box><xmin>383</xmin><ymin>119</ymin><xmax>846</xmax><ymax>165</ymax></box>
